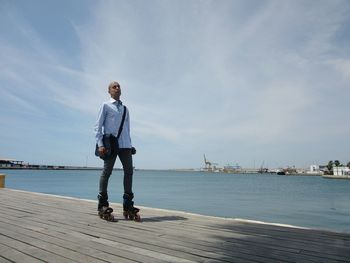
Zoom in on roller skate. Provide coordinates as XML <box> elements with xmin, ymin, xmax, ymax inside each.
<box><xmin>97</xmin><ymin>192</ymin><xmax>115</xmax><ymax>222</ymax></box>
<box><xmin>123</xmin><ymin>193</ymin><xmax>141</xmax><ymax>222</ymax></box>
<box><xmin>98</xmin><ymin>206</ymin><xmax>115</xmax><ymax>221</ymax></box>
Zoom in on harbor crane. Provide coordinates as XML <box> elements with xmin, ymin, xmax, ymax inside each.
<box><xmin>203</xmin><ymin>154</ymin><xmax>218</xmax><ymax>171</ymax></box>
<box><xmin>203</xmin><ymin>154</ymin><xmax>212</xmax><ymax>170</ymax></box>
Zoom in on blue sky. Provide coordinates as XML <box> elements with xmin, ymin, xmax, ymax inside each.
<box><xmin>1</xmin><ymin>0</ymin><xmax>350</xmax><ymax>169</ymax></box>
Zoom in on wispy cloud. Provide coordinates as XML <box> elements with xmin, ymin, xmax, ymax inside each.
<box><xmin>75</xmin><ymin>0</ymin><xmax>350</xmax><ymax>166</ymax></box>
<box><xmin>1</xmin><ymin>0</ymin><xmax>350</xmax><ymax>168</ymax></box>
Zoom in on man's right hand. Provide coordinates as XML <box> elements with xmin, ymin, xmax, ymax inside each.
<box><xmin>98</xmin><ymin>146</ymin><xmax>107</xmax><ymax>156</ymax></box>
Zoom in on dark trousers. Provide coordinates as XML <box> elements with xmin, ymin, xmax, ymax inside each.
<box><xmin>99</xmin><ymin>148</ymin><xmax>133</xmax><ymax>200</ymax></box>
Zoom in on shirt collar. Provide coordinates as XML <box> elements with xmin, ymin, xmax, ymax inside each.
<box><xmin>109</xmin><ymin>98</ymin><xmax>122</xmax><ymax>105</ymax></box>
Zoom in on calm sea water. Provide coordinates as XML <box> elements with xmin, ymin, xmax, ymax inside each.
<box><xmin>2</xmin><ymin>169</ymin><xmax>350</xmax><ymax>233</ymax></box>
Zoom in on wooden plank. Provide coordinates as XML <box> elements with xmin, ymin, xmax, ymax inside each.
<box><xmin>0</xmin><ymin>222</ymin><xmax>112</xmax><ymax>263</ymax></box>
<box><xmin>3</xmin><ymin>189</ymin><xmax>348</xmax><ymax>251</ymax></box>
<box><xmin>0</xmin><ymin>195</ymin><xmax>266</xmax><ymax>261</ymax></box>
<box><xmin>0</xmin><ymin>243</ymin><xmax>43</xmax><ymax>263</ymax></box>
<box><xmin>0</xmin><ymin>211</ymin><xmax>232</xmax><ymax>263</ymax></box>
<box><xmin>0</xmin><ymin>190</ymin><xmax>346</xmax><ymax>263</ymax></box>
<box><xmin>0</xmin><ymin>215</ymin><xmax>196</xmax><ymax>263</ymax></box>
<box><xmin>1</xmin><ymin>188</ymin><xmax>350</xmax><ymax>263</ymax></box>
<box><xmin>0</xmin><ymin>234</ymin><xmax>73</xmax><ymax>263</ymax></box>
<box><xmin>0</xmin><ymin>213</ymin><xmax>326</xmax><ymax>263</ymax></box>
<box><xmin>0</xmin><ymin>208</ymin><xmax>209</xmax><ymax>262</ymax></box>
<box><xmin>2</xmin><ymin>208</ymin><xmax>272</xmax><ymax>263</ymax></box>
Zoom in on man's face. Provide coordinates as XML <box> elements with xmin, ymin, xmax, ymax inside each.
<box><xmin>109</xmin><ymin>82</ymin><xmax>121</xmax><ymax>100</ymax></box>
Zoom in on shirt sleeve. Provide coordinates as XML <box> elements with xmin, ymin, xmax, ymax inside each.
<box><xmin>126</xmin><ymin>106</ymin><xmax>132</xmax><ymax>147</ymax></box>
<box><xmin>94</xmin><ymin>103</ymin><xmax>106</xmax><ymax>147</ymax></box>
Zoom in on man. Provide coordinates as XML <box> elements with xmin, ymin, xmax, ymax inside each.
<box><xmin>95</xmin><ymin>81</ymin><xmax>140</xmax><ymax>221</ymax></box>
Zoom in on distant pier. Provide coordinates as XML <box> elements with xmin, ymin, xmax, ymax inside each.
<box><xmin>0</xmin><ymin>158</ymin><xmax>105</xmax><ymax>170</ymax></box>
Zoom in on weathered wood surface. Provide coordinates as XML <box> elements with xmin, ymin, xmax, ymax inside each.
<box><xmin>0</xmin><ymin>188</ymin><xmax>349</xmax><ymax>263</ymax></box>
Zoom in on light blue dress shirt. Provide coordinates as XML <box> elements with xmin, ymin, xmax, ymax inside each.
<box><xmin>95</xmin><ymin>98</ymin><xmax>132</xmax><ymax>148</ymax></box>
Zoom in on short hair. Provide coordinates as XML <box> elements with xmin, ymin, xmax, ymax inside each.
<box><xmin>108</xmin><ymin>81</ymin><xmax>120</xmax><ymax>91</ymax></box>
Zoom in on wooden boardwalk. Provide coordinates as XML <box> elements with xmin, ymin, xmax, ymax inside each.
<box><xmin>0</xmin><ymin>188</ymin><xmax>349</xmax><ymax>263</ymax></box>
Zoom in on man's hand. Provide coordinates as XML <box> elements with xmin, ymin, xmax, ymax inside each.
<box><xmin>131</xmin><ymin>147</ymin><xmax>136</xmax><ymax>155</ymax></box>
<box><xmin>98</xmin><ymin>146</ymin><xmax>107</xmax><ymax>156</ymax></box>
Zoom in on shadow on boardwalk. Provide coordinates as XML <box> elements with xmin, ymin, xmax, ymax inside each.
<box><xmin>205</xmin><ymin>221</ymin><xmax>350</xmax><ymax>263</ymax></box>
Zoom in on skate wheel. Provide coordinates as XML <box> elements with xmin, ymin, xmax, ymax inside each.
<box><xmin>123</xmin><ymin>211</ymin><xmax>128</xmax><ymax>219</ymax></box>
<box><xmin>135</xmin><ymin>214</ymin><xmax>141</xmax><ymax>222</ymax></box>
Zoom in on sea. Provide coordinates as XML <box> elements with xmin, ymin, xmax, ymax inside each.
<box><xmin>2</xmin><ymin>169</ymin><xmax>350</xmax><ymax>233</ymax></box>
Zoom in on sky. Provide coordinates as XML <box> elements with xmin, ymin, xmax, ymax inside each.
<box><xmin>1</xmin><ymin>0</ymin><xmax>350</xmax><ymax>169</ymax></box>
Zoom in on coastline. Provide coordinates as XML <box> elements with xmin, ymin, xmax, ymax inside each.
<box><xmin>1</xmin><ymin>166</ymin><xmax>349</xmax><ymax>180</ymax></box>
<box><xmin>0</xmin><ymin>166</ymin><xmax>103</xmax><ymax>171</ymax></box>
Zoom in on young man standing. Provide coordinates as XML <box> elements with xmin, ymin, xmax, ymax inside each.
<box><xmin>95</xmin><ymin>81</ymin><xmax>140</xmax><ymax>221</ymax></box>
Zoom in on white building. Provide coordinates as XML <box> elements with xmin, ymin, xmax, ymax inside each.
<box><xmin>333</xmin><ymin>166</ymin><xmax>350</xmax><ymax>176</ymax></box>
<box><xmin>306</xmin><ymin>164</ymin><xmax>323</xmax><ymax>175</ymax></box>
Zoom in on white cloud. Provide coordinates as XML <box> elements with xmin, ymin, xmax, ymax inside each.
<box><xmin>1</xmin><ymin>0</ymin><xmax>350</xmax><ymax>168</ymax></box>
<box><xmin>328</xmin><ymin>58</ymin><xmax>350</xmax><ymax>81</ymax></box>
